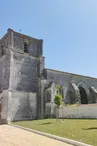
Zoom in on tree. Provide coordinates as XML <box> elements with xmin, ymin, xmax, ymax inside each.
<box><xmin>54</xmin><ymin>85</ymin><xmax>62</xmax><ymax>122</ymax></box>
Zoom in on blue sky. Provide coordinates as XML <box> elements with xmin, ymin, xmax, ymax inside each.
<box><xmin>0</xmin><ymin>0</ymin><xmax>97</xmax><ymax>77</ymax></box>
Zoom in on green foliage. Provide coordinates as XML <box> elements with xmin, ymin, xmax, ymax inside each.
<box><xmin>65</xmin><ymin>104</ymin><xmax>80</xmax><ymax>107</ymax></box>
<box><xmin>71</xmin><ymin>104</ymin><xmax>79</xmax><ymax>107</ymax></box>
<box><xmin>54</xmin><ymin>85</ymin><xmax>62</xmax><ymax>107</ymax></box>
<box><xmin>54</xmin><ymin>94</ymin><xmax>62</xmax><ymax>107</ymax></box>
<box><xmin>56</xmin><ymin>85</ymin><xmax>61</xmax><ymax>95</ymax></box>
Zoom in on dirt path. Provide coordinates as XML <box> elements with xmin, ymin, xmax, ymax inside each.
<box><xmin>0</xmin><ymin>125</ymin><xmax>73</xmax><ymax>146</ymax></box>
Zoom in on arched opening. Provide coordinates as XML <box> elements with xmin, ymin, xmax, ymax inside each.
<box><xmin>24</xmin><ymin>42</ymin><xmax>28</xmax><ymax>53</ymax></box>
<box><xmin>90</xmin><ymin>86</ymin><xmax>97</xmax><ymax>103</ymax></box>
<box><xmin>79</xmin><ymin>86</ymin><xmax>88</xmax><ymax>104</ymax></box>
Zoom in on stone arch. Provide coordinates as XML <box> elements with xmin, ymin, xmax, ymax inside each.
<box><xmin>90</xmin><ymin>86</ymin><xmax>97</xmax><ymax>103</ymax></box>
<box><xmin>70</xmin><ymin>83</ymin><xmax>81</xmax><ymax>104</ymax></box>
<box><xmin>44</xmin><ymin>82</ymin><xmax>63</xmax><ymax>103</ymax></box>
<box><xmin>44</xmin><ymin>82</ymin><xmax>55</xmax><ymax>103</ymax></box>
<box><xmin>44</xmin><ymin>87</ymin><xmax>51</xmax><ymax>103</ymax></box>
<box><xmin>66</xmin><ymin>82</ymin><xmax>81</xmax><ymax>104</ymax></box>
<box><xmin>77</xmin><ymin>82</ymin><xmax>90</xmax><ymax>104</ymax></box>
<box><xmin>44</xmin><ymin>82</ymin><xmax>57</xmax><ymax>118</ymax></box>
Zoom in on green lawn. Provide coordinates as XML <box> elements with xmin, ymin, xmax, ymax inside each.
<box><xmin>13</xmin><ymin>119</ymin><xmax>97</xmax><ymax>146</ymax></box>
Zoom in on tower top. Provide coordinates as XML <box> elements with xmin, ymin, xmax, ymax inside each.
<box><xmin>0</xmin><ymin>28</ymin><xmax>43</xmax><ymax>57</ymax></box>
<box><xmin>7</xmin><ymin>28</ymin><xmax>43</xmax><ymax>42</ymax></box>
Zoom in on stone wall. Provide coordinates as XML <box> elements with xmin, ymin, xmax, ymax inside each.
<box><xmin>0</xmin><ymin>33</ymin><xmax>10</xmax><ymax>91</ymax></box>
<box><xmin>40</xmin><ymin>80</ymin><xmax>48</xmax><ymax>117</ymax></box>
<box><xmin>59</xmin><ymin>104</ymin><xmax>97</xmax><ymax>118</ymax></box>
<box><xmin>8</xmin><ymin>91</ymin><xmax>37</xmax><ymax>121</ymax></box>
<box><xmin>0</xmin><ymin>54</ymin><xmax>10</xmax><ymax>91</ymax></box>
<box><xmin>0</xmin><ymin>90</ymin><xmax>37</xmax><ymax>122</ymax></box>
<box><xmin>45</xmin><ymin>103</ymin><xmax>55</xmax><ymax>117</ymax></box>
<box><xmin>45</xmin><ymin>103</ymin><xmax>97</xmax><ymax>118</ymax></box>
<box><xmin>0</xmin><ymin>29</ymin><xmax>45</xmax><ymax>121</ymax></box>
<box><xmin>0</xmin><ymin>33</ymin><xmax>8</xmax><ymax>58</ymax></box>
<box><xmin>46</xmin><ymin>69</ymin><xmax>97</xmax><ymax>88</ymax></box>
<box><xmin>45</xmin><ymin>69</ymin><xmax>97</xmax><ymax>104</ymax></box>
<box><xmin>0</xmin><ymin>90</ymin><xmax>8</xmax><ymax>120</ymax></box>
<box><xmin>13</xmin><ymin>30</ymin><xmax>43</xmax><ymax>57</ymax></box>
<box><xmin>9</xmin><ymin>51</ymin><xmax>38</xmax><ymax>92</ymax></box>
<box><xmin>0</xmin><ymin>57</ymin><xmax>6</xmax><ymax>91</ymax></box>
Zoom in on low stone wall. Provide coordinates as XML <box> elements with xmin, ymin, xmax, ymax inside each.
<box><xmin>59</xmin><ymin>104</ymin><xmax>97</xmax><ymax>118</ymax></box>
<box><xmin>46</xmin><ymin>103</ymin><xmax>97</xmax><ymax>118</ymax></box>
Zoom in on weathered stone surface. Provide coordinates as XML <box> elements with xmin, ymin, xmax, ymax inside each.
<box><xmin>0</xmin><ymin>55</ymin><xmax>10</xmax><ymax>91</ymax></box>
<box><xmin>9</xmin><ymin>51</ymin><xmax>37</xmax><ymax>92</ymax></box>
<box><xmin>0</xmin><ymin>29</ymin><xmax>44</xmax><ymax>122</ymax></box>
<box><xmin>8</xmin><ymin>91</ymin><xmax>37</xmax><ymax>121</ymax></box>
<box><xmin>40</xmin><ymin>79</ymin><xmax>47</xmax><ymax>117</ymax></box>
<box><xmin>66</xmin><ymin>83</ymin><xmax>81</xmax><ymax>104</ymax></box>
<box><xmin>1</xmin><ymin>29</ymin><xmax>97</xmax><ymax>121</ymax></box>
<box><xmin>58</xmin><ymin>104</ymin><xmax>97</xmax><ymax>119</ymax></box>
<box><xmin>13</xmin><ymin>31</ymin><xmax>43</xmax><ymax>57</ymax></box>
<box><xmin>44</xmin><ymin>69</ymin><xmax>97</xmax><ymax>105</ymax></box>
<box><xmin>0</xmin><ymin>90</ymin><xmax>8</xmax><ymax>120</ymax></box>
<box><xmin>90</xmin><ymin>86</ymin><xmax>97</xmax><ymax>103</ymax></box>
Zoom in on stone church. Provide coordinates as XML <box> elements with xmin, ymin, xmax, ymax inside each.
<box><xmin>0</xmin><ymin>28</ymin><xmax>97</xmax><ymax>122</ymax></box>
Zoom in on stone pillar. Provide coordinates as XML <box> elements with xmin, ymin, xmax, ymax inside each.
<box><xmin>36</xmin><ymin>55</ymin><xmax>45</xmax><ymax>119</ymax></box>
<box><xmin>7</xmin><ymin>29</ymin><xmax>14</xmax><ymax>49</ymax></box>
<box><xmin>40</xmin><ymin>80</ymin><xmax>47</xmax><ymax>118</ymax></box>
<box><xmin>37</xmin><ymin>40</ymin><xmax>43</xmax><ymax>57</ymax></box>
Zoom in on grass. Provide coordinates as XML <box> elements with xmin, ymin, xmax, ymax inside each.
<box><xmin>13</xmin><ymin>119</ymin><xmax>97</xmax><ymax>146</ymax></box>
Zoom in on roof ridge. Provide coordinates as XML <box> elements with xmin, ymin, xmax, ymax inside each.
<box><xmin>45</xmin><ymin>68</ymin><xmax>97</xmax><ymax>81</ymax></box>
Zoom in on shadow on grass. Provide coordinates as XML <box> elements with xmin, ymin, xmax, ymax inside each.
<box><xmin>83</xmin><ymin>127</ymin><xmax>97</xmax><ymax>130</ymax></box>
<box><xmin>38</xmin><ymin>122</ymin><xmax>53</xmax><ymax>125</ymax></box>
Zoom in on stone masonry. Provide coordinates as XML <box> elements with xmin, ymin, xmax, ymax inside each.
<box><xmin>0</xmin><ymin>29</ymin><xmax>97</xmax><ymax>122</ymax></box>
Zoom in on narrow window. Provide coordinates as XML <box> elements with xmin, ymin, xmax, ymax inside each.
<box><xmin>1</xmin><ymin>49</ymin><xmax>4</xmax><ymax>56</ymax></box>
<box><xmin>24</xmin><ymin>42</ymin><xmax>28</xmax><ymax>53</ymax></box>
<box><xmin>1</xmin><ymin>45</ymin><xmax>4</xmax><ymax>56</ymax></box>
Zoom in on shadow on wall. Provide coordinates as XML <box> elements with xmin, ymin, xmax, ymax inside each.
<box><xmin>78</xmin><ymin>82</ymin><xmax>90</xmax><ymax>104</ymax></box>
<box><xmin>44</xmin><ymin>80</ymin><xmax>97</xmax><ymax>113</ymax></box>
<box><xmin>60</xmin><ymin>82</ymin><xmax>97</xmax><ymax>105</ymax></box>
<box><xmin>10</xmin><ymin>56</ymin><xmax>37</xmax><ymax>121</ymax></box>
<box><xmin>44</xmin><ymin>81</ymin><xmax>91</xmax><ymax>106</ymax></box>
<box><xmin>65</xmin><ymin>83</ymin><xmax>81</xmax><ymax>104</ymax></box>
<box><xmin>79</xmin><ymin>86</ymin><xmax>88</xmax><ymax>104</ymax></box>
<box><xmin>12</xmin><ymin>96</ymin><xmax>32</xmax><ymax>121</ymax></box>
<box><xmin>90</xmin><ymin>86</ymin><xmax>97</xmax><ymax>103</ymax></box>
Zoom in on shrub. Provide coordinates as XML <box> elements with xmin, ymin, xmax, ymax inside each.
<box><xmin>54</xmin><ymin>94</ymin><xmax>62</xmax><ymax>107</ymax></box>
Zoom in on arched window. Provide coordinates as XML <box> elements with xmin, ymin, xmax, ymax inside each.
<box><xmin>24</xmin><ymin>42</ymin><xmax>28</xmax><ymax>53</ymax></box>
<box><xmin>79</xmin><ymin>86</ymin><xmax>88</xmax><ymax>104</ymax></box>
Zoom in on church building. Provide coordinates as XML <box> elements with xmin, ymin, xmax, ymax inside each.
<box><xmin>0</xmin><ymin>29</ymin><xmax>97</xmax><ymax>123</ymax></box>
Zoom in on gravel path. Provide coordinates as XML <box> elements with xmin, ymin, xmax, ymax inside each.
<box><xmin>0</xmin><ymin>125</ymin><xmax>73</xmax><ymax>146</ymax></box>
